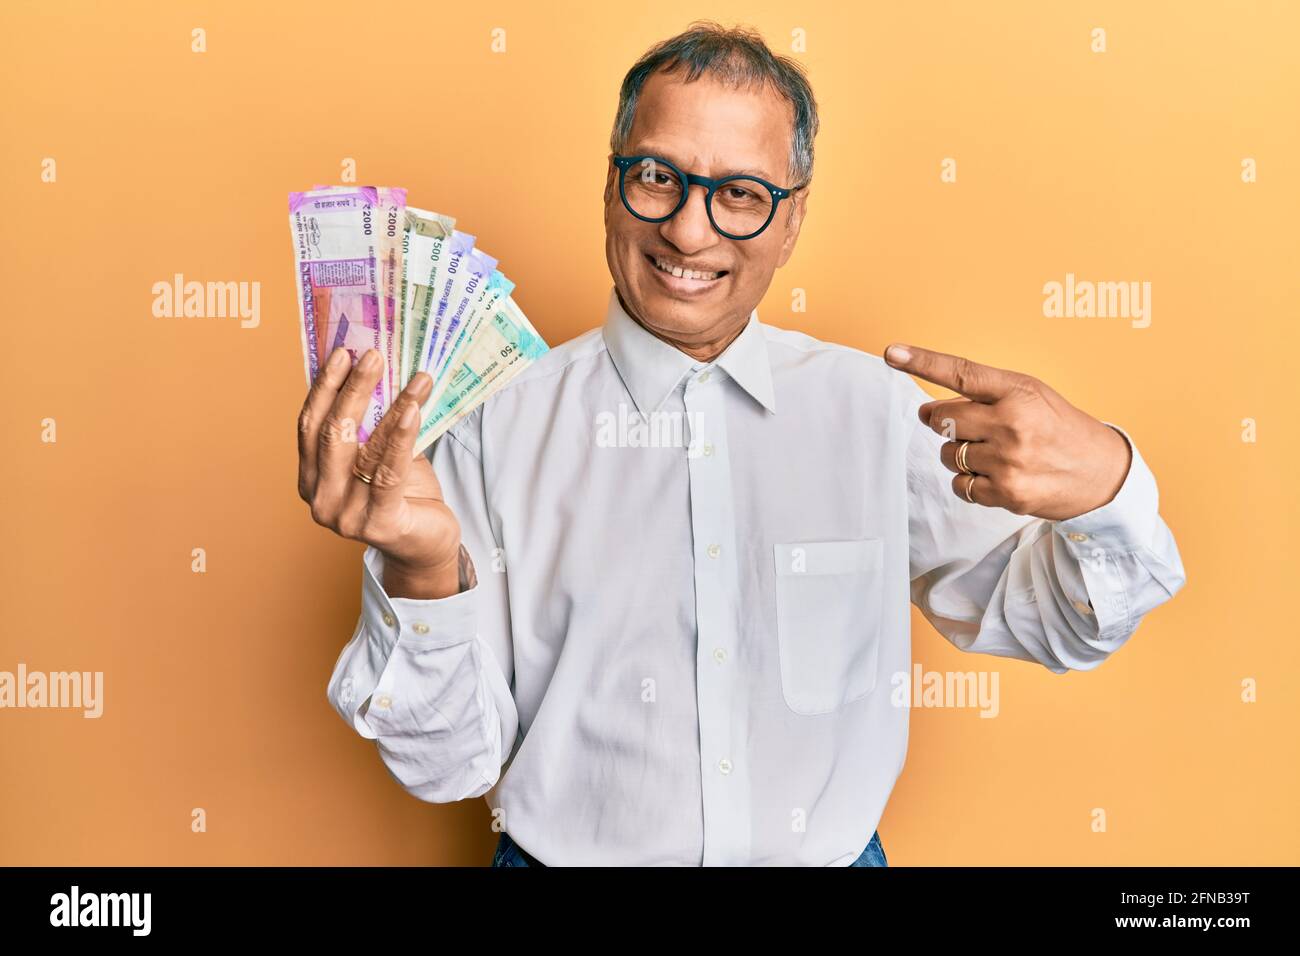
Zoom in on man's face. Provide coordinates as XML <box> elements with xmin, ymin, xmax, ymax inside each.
<box><xmin>604</xmin><ymin>68</ymin><xmax>810</xmax><ymax>350</ymax></box>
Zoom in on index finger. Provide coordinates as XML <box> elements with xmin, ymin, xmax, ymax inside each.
<box><xmin>884</xmin><ymin>344</ymin><xmax>1017</xmax><ymax>404</ymax></box>
<box><xmin>349</xmin><ymin>371</ymin><xmax>434</xmax><ymax>514</ymax></box>
<box><xmin>297</xmin><ymin>347</ymin><xmax>352</xmax><ymax>500</ymax></box>
<box><xmin>353</xmin><ymin>372</ymin><xmax>434</xmax><ymax>478</ymax></box>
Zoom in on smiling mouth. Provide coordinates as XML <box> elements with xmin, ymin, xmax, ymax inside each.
<box><xmin>646</xmin><ymin>253</ymin><xmax>728</xmax><ymax>282</ymax></box>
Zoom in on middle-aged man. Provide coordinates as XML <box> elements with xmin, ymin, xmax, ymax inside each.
<box><xmin>297</xmin><ymin>22</ymin><xmax>1186</xmax><ymax>866</ymax></box>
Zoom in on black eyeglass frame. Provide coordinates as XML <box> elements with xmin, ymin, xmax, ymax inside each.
<box><xmin>612</xmin><ymin>154</ymin><xmax>801</xmax><ymax>240</ymax></box>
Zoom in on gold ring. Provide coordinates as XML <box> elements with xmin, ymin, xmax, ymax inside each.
<box><xmin>352</xmin><ymin>464</ymin><xmax>374</xmax><ymax>485</ymax></box>
<box><xmin>964</xmin><ymin>474</ymin><xmax>978</xmax><ymax>502</ymax></box>
<box><xmin>957</xmin><ymin>440</ymin><xmax>973</xmax><ymax>475</ymax></box>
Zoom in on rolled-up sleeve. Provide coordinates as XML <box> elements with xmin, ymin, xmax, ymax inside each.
<box><xmin>905</xmin><ymin>383</ymin><xmax>1187</xmax><ymax>674</ymax></box>
<box><xmin>325</xmin><ymin>416</ymin><xmax>518</xmax><ymax>802</ymax></box>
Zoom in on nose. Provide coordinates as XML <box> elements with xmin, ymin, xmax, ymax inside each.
<box><xmin>659</xmin><ymin>183</ymin><xmax>720</xmax><ymax>255</ymax></box>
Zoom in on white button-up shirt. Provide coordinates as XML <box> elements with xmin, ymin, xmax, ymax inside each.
<box><xmin>327</xmin><ymin>287</ymin><xmax>1186</xmax><ymax>865</ymax></box>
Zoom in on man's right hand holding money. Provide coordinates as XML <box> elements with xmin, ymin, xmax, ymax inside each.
<box><xmin>297</xmin><ymin>346</ymin><xmax>464</xmax><ymax>600</ymax></box>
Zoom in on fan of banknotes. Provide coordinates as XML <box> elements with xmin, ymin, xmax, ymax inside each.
<box><xmin>289</xmin><ymin>185</ymin><xmax>548</xmax><ymax>456</ymax></box>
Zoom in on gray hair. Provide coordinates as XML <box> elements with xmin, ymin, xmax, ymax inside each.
<box><xmin>610</xmin><ymin>21</ymin><xmax>820</xmax><ymax>188</ymax></box>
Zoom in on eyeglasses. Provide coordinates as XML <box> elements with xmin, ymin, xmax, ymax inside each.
<box><xmin>612</xmin><ymin>154</ymin><xmax>800</xmax><ymax>240</ymax></box>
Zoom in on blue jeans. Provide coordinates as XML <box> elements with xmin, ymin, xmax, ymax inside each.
<box><xmin>491</xmin><ymin>830</ymin><xmax>888</xmax><ymax>867</ymax></box>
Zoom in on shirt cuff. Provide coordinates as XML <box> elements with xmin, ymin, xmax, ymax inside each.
<box><xmin>360</xmin><ymin>546</ymin><xmax>480</xmax><ymax>652</ymax></box>
<box><xmin>1050</xmin><ymin>423</ymin><xmax>1159</xmax><ymax>633</ymax></box>
<box><xmin>1053</xmin><ymin>422</ymin><xmax>1159</xmax><ymax>555</ymax></box>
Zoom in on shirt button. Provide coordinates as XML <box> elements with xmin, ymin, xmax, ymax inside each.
<box><xmin>1072</xmin><ymin>599</ymin><xmax>1093</xmax><ymax>615</ymax></box>
<box><xmin>382</xmin><ymin>613</ymin><xmax>395</xmax><ymax>627</ymax></box>
<box><xmin>713</xmin><ymin>647</ymin><xmax>727</xmax><ymax>663</ymax></box>
<box><xmin>698</xmin><ymin>370</ymin><xmax>711</xmax><ymax>383</ymax></box>
<box><xmin>707</xmin><ymin>544</ymin><xmax>721</xmax><ymax>559</ymax></box>
<box><xmin>718</xmin><ymin>758</ymin><xmax>733</xmax><ymax>775</ymax></box>
<box><xmin>702</xmin><ymin>442</ymin><xmax>714</xmax><ymax>457</ymax></box>
<box><xmin>412</xmin><ymin>622</ymin><xmax>430</xmax><ymax>635</ymax></box>
<box><xmin>375</xmin><ymin>694</ymin><xmax>392</xmax><ymax>710</ymax></box>
<box><xmin>1067</xmin><ymin>532</ymin><xmax>1089</xmax><ymax>543</ymax></box>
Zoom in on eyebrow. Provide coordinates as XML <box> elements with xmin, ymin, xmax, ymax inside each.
<box><xmin>626</xmin><ymin>144</ymin><xmax>777</xmax><ymax>182</ymax></box>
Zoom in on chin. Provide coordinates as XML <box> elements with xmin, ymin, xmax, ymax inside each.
<box><xmin>631</xmin><ymin>289</ymin><xmax>718</xmax><ymax>337</ymax></box>
<box><xmin>621</xmin><ymin>257</ymin><xmax>738</xmax><ymax>336</ymax></box>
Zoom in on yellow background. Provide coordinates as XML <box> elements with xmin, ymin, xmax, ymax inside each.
<box><xmin>1</xmin><ymin>0</ymin><xmax>1296</xmax><ymax>865</ymax></box>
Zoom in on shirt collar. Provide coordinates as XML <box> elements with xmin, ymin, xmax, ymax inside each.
<box><xmin>601</xmin><ymin>286</ymin><xmax>777</xmax><ymax>416</ymax></box>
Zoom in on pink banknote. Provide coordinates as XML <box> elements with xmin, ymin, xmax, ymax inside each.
<box><xmin>289</xmin><ymin>187</ymin><xmax>387</xmax><ymax>440</ymax></box>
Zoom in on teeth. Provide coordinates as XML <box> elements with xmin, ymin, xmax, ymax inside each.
<box><xmin>655</xmin><ymin>256</ymin><xmax>720</xmax><ymax>281</ymax></box>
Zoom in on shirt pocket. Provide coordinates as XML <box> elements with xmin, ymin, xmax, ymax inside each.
<box><xmin>773</xmin><ymin>538</ymin><xmax>885</xmax><ymax>716</ymax></box>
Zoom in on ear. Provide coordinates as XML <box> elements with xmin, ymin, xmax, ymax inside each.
<box><xmin>775</xmin><ymin>184</ymin><xmax>811</xmax><ymax>269</ymax></box>
<box><xmin>603</xmin><ymin>156</ymin><xmax>618</xmax><ymax>227</ymax></box>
